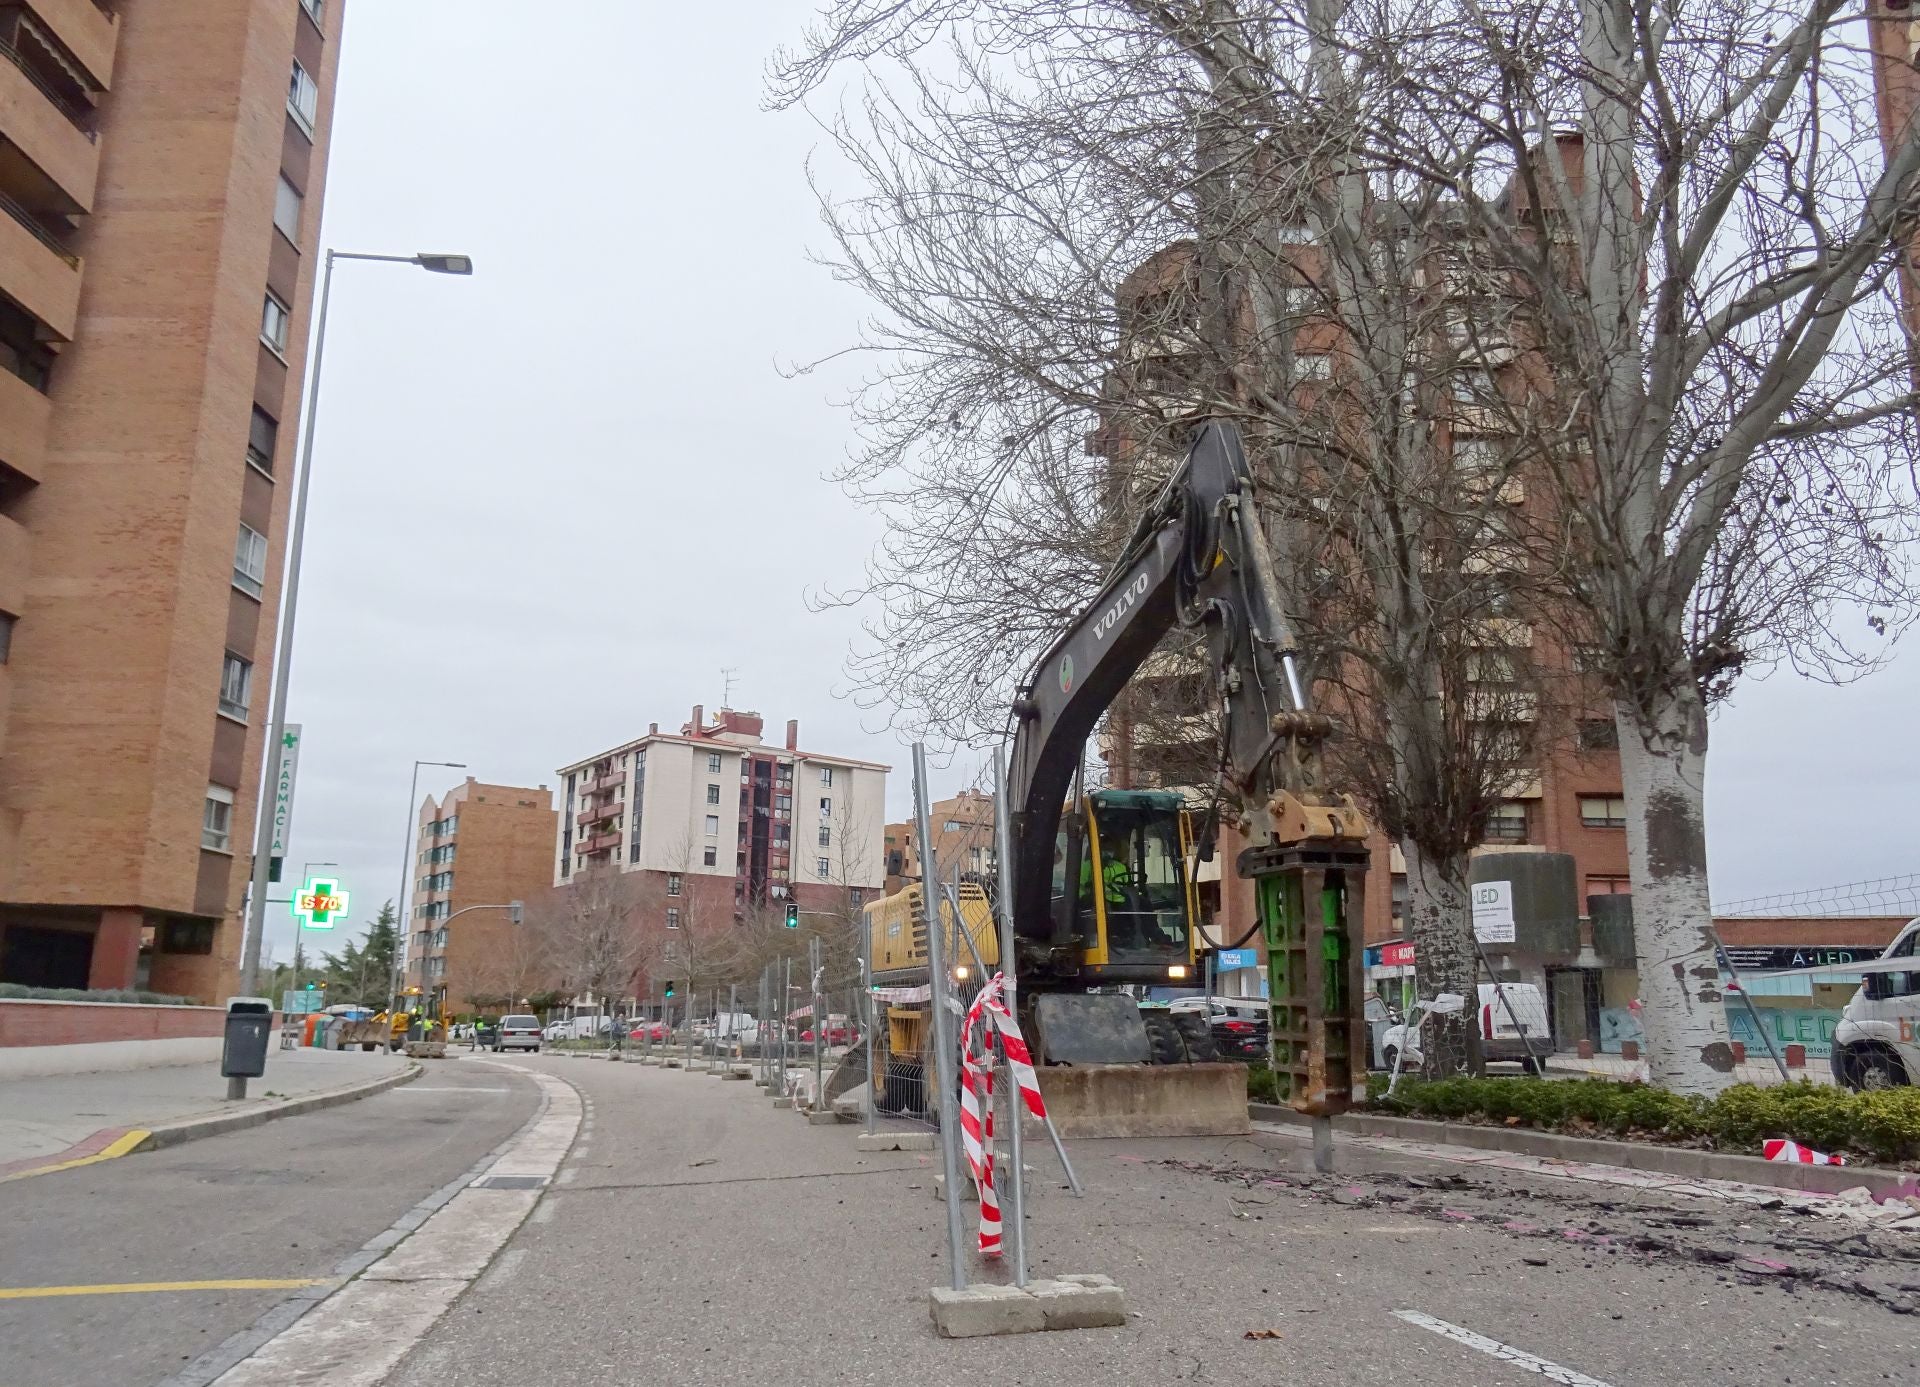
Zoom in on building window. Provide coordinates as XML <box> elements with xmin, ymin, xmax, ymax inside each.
<box><xmin>261</xmin><ymin>292</ymin><xmax>292</xmax><ymax>354</ymax></box>
<box><xmin>819</xmin><ymin>767</ymin><xmax>834</xmax><ymax>786</ymax></box>
<box><xmin>1466</xmin><ymin>650</ymin><xmax>1517</xmax><ymax>684</ymax></box>
<box><xmin>0</xmin><ymin>609</ymin><xmax>12</xmax><ymax>664</ymax></box>
<box><xmin>943</xmin><ymin>820</ymin><xmax>963</xmax><ymax>832</ymax></box>
<box><xmin>299</xmin><ymin>0</ymin><xmax>325</xmax><ymax>26</ymax></box>
<box><xmin>202</xmin><ymin>785</ymin><xmax>235</xmax><ymax>852</ymax></box>
<box><xmin>819</xmin><ymin>797</ymin><xmax>831</xmax><ymax>817</ymax></box>
<box><xmin>218</xmin><ymin>652</ymin><xmax>252</xmax><ymax>721</ymax></box>
<box><xmin>1579</xmin><ymin>795</ymin><xmax>1628</xmax><ymax>829</ymax></box>
<box><xmin>706</xmin><ymin>783</ymin><xmax>720</xmax><ymax>805</ymax></box>
<box><xmin>818</xmin><ymin>825</ymin><xmax>831</xmax><ymax>848</ymax></box>
<box><xmin>850</xmin><ymin>888</ymin><xmax>865</xmax><ymax>908</ymax></box>
<box><xmin>245</xmin><ymin>407</ymin><xmax>278</xmax><ymax>476</ymax></box>
<box><xmin>666</xmin><ymin>908</ymin><xmax>681</xmax><ymax>930</ymax></box>
<box><xmin>1390</xmin><ymin>872</ymin><xmax>1408</xmax><ymax>924</ymax></box>
<box><xmin>1578</xmin><ymin>719</ymin><xmax>1619</xmax><ymax>752</ymax></box>
<box><xmin>1451</xmin><ymin>367</ymin><xmax>1494</xmax><ymax>403</ymax></box>
<box><xmin>1294</xmin><ymin>352</ymin><xmax>1332</xmax><ymax>380</ymax></box>
<box><xmin>233</xmin><ymin>523</ymin><xmax>268</xmax><ymax>598</ymax></box>
<box><xmin>668</xmin><ymin>873</ymin><xmax>682</xmax><ymax>897</ymax></box>
<box><xmin>1586</xmin><ymin>874</ymin><xmax>1631</xmax><ymax>897</ymax></box>
<box><xmin>288</xmin><ymin>59</ymin><xmax>319</xmax><ymax>134</ymax></box>
<box><xmin>702</xmin><ymin>845</ymin><xmax>717</xmax><ymax>866</ymax></box>
<box><xmin>704</xmin><ymin>815</ymin><xmax>719</xmax><ymax>836</ymax></box>
<box><xmin>817</xmin><ymin>857</ymin><xmax>831</xmax><ymax>878</ymax></box>
<box><xmin>1483</xmin><ymin>801</ymin><xmax>1528</xmax><ymax>843</ymax></box>
<box><xmin>707</xmin><ymin>753</ymin><xmax>722</xmax><ymax>773</ymax></box>
<box><xmin>273</xmin><ymin>174</ymin><xmax>303</xmax><ymax>244</ymax></box>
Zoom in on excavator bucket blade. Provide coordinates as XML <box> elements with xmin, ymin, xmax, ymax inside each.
<box><xmin>1033</xmin><ymin>993</ymin><xmax>1152</xmax><ymax>1065</ymax></box>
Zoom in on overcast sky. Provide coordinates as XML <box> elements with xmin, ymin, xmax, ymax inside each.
<box><xmin>262</xmin><ymin>1</ymin><xmax>1920</xmax><ymax>966</ymax></box>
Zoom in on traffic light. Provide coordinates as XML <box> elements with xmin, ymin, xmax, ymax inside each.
<box><xmin>784</xmin><ymin>901</ymin><xmax>799</xmax><ymax>929</ymax></box>
<box><xmin>664</xmin><ymin>980</ymin><xmax>676</xmax><ymax>999</ymax></box>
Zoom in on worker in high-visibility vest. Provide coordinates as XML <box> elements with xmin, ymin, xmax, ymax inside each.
<box><xmin>1079</xmin><ymin>851</ymin><xmax>1129</xmax><ymax>908</ymax></box>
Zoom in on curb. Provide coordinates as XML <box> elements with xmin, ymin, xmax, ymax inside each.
<box><xmin>137</xmin><ymin>1062</ymin><xmax>423</xmax><ymax>1153</ymax></box>
<box><xmin>1248</xmin><ymin>1103</ymin><xmax>1918</xmax><ymax>1199</ymax></box>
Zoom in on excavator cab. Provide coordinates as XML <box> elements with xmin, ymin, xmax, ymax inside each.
<box><xmin>1049</xmin><ymin>788</ymin><xmax>1197</xmax><ymax>982</ymax></box>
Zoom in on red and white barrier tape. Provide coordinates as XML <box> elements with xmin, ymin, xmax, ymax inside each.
<box><xmin>959</xmin><ymin>973</ymin><xmax>1047</xmax><ymax>1257</ymax></box>
<box><xmin>1763</xmin><ymin>1138</ymin><xmax>1846</xmax><ymax>1166</ymax></box>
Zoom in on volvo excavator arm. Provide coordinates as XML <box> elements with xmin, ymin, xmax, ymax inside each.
<box><xmin>1004</xmin><ymin>421</ymin><xmax>1371</xmax><ymax>1117</ymax></box>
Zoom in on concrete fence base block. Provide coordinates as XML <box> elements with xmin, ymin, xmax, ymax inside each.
<box><xmin>723</xmin><ymin>1068</ymin><xmax>752</xmax><ymax>1080</ymax></box>
<box><xmin>772</xmin><ymin>1096</ymin><xmax>794</xmax><ymax>1109</ymax></box>
<box><xmin>806</xmin><ymin>1109</ymin><xmax>840</xmax><ymax>1126</ymax></box>
<box><xmin>856</xmin><ymin>1130</ymin><xmax>935</xmax><ymax>1152</ymax></box>
<box><xmin>929</xmin><ymin>1275</ymin><xmax>1127</xmax><ymax>1338</ymax></box>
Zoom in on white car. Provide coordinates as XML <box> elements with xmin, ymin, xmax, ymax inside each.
<box><xmin>1830</xmin><ymin>918</ymin><xmax>1918</xmax><ymax>1090</ymax></box>
<box><xmin>1383</xmin><ymin>983</ymin><xmax>1551</xmax><ymax>1073</ymax></box>
<box><xmin>497</xmin><ymin>1015</ymin><xmax>543</xmax><ymax>1052</ymax></box>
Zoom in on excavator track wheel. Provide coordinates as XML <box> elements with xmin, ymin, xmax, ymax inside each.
<box><xmin>1141</xmin><ymin>1010</ymin><xmax>1183</xmax><ymax>1065</ymax></box>
<box><xmin>1170</xmin><ymin>1012</ymin><xmax>1220</xmax><ymax>1063</ymax></box>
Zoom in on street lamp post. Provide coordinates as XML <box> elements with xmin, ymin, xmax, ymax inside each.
<box><xmin>388</xmin><ymin>758</ymin><xmax>466</xmax><ymax>1016</ymax></box>
<box><xmin>236</xmin><ymin>250</ymin><xmax>474</xmax><ymax>1008</ymax></box>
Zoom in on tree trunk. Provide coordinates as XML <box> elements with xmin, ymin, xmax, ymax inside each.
<box><xmin>1402</xmin><ymin>839</ymin><xmax>1482</xmax><ymax>1078</ymax></box>
<box><xmin>1616</xmin><ymin>683</ymin><xmax>1734</xmax><ymax>1096</ymax></box>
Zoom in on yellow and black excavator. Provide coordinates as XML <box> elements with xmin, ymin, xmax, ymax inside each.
<box><xmin>864</xmin><ymin>421</ymin><xmax>1371</xmax><ymax>1137</ymax></box>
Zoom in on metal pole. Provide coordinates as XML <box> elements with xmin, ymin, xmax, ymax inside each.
<box><xmin>811</xmin><ymin>935</ymin><xmax>825</xmax><ymax>1110</ymax></box>
<box><xmin>862</xmin><ymin>952</ymin><xmax>877</xmax><ymax>1135</ymax></box>
<box><xmin>779</xmin><ymin>958</ymin><xmax>791</xmax><ymax>1095</ymax></box>
<box><xmin>1472</xmin><ymin>935</ymin><xmax>1543</xmax><ymax>1075</ymax></box>
<box><xmin>1714</xmin><ymin>935</ymin><xmax>1790</xmax><ymax>1083</ymax></box>
<box><xmin>729</xmin><ymin>983</ymin><xmax>739</xmax><ymax>1071</ymax></box>
<box><xmin>992</xmin><ymin>747</ymin><xmax>1027</xmax><ymax>1285</ymax></box>
<box><xmin>914</xmin><ymin>743</ymin><xmax>968</xmax><ymax>1291</ymax></box>
<box><xmin>237</xmin><ymin>255</ymin><xmax>338</xmax><ymax>1020</ymax></box>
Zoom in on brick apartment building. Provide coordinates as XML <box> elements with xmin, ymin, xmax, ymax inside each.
<box><xmin>405</xmin><ymin>778</ymin><xmax>558</xmax><ymax>1016</ymax></box>
<box><xmin>883</xmin><ymin>788</ymin><xmax>995</xmax><ymax>895</ymax></box>
<box><xmin>0</xmin><ymin>1</ymin><xmax>343</xmax><ymax>1000</ymax></box>
<box><xmin>554</xmin><ymin>709</ymin><xmax>889</xmax><ymax>974</ymax></box>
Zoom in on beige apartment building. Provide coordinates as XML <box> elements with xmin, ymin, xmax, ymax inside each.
<box><xmin>882</xmin><ymin>788</ymin><xmax>995</xmax><ymax>896</ymax></box>
<box><xmin>406</xmin><ymin>778</ymin><xmax>558</xmax><ymax>1017</ymax></box>
<box><xmin>0</xmin><ymin>0</ymin><xmax>343</xmax><ymax>1001</ymax></box>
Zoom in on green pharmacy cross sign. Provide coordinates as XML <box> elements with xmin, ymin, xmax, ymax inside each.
<box><xmin>292</xmin><ymin>876</ymin><xmax>350</xmax><ymax>931</ymax></box>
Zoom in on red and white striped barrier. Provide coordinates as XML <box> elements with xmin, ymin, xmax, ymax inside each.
<box><xmin>958</xmin><ymin>973</ymin><xmax>1048</xmax><ymax>1257</ymax></box>
<box><xmin>1763</xmin><ymin>1138</ymin><xmax>1846</xmax><ymax>1167</ymax></box>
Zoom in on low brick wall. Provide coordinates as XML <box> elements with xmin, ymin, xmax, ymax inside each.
<box><xmin>0</xmin><ymin>998</ymin><xmax>228</xmax><ymax>1047</ymax></box>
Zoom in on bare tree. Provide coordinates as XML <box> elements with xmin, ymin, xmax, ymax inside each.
<box><xmin>772</xmin><ymin>1</ymin><xmax>1566</xmax><ymax>1075</ymax></box>
<box><xmin>536</xmin><ymin>867</ymin><xmax>646</xmax><ymax>1014</ymax></box>
<box><xmin>465</xmin><ymin>909</ymin><xmax>558</xmax><ymax>1015</ymax></box>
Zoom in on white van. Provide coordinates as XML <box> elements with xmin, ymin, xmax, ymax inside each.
<box><xmin>1830</xmin><ymin>918</ymin><xmax>1919</xmax><ymax>1090</ymax></box>
<box><xmin>1383</xmin><ymin>982</ymin><xmax>1553</xmax><ymax>1073</ymax></box>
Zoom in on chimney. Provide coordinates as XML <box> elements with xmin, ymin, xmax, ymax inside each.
<box><xmin>691</xmin><ymin>703</ymin><xmax>704</xmax><ymax>735</ymax></box>
<box><xmin>785</xmin><ymin>719</ymin><xmax>799</xmax><ymax>750</ymax></box>
<box><xmin>648</xmin><ymin>721</ymin><xmax>658</xmax><ymax>736</ymax></box>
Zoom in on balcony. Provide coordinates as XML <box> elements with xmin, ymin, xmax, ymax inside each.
<box><xmin>0</xmin><ymin>35</ymin><xmax>100</xmax><ymax>209</ymax></box>
<box><xmin>578</xmin><ymin>831</ymin><xmax>621</xmax><ymax>856</ymax></box>
<box><xmin>0</xmin><ymin>361</ymin><xmax>49</xmax><ymax>485</ymax></box>
<box><xmin>581</xmin><ymin>770</ymin><xmax>625</xmax><ymax>797</ymax></box>
<box><xmin>576</xmin><ymin>801</ymin><xmax>621</xmax><ymax>827</ymax></box>
<box><xmin>0</xmin><ymin>188</ymin><xmax>76</xmax><ymax>339</ymax></box>
<box><xmin>0</xmin><ymin>510</ymin><xmax>26</xmax><ymax>615</ymax></box>
<box><xmin>25</xmin><ymin>0</ymin><xmax>119</xmax><ymax>93</ymax></box>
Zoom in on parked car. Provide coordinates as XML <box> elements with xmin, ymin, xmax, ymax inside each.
<box><xmin>800</xmin><ymin>1016</ymin><xmax>858</xmax><ymax>1046</ymax></box>
<box><xmin>1382</xmin><ymin>983</ymin><xmax>1552</xmax><ymax>1073</ymax></box>
<box><xmin>497</xmin><ymin>1014</ymin><xmax>543</xmax><ymax>1052</ymax></box>
<box><xmin>1831</xmin><ymin>917</ymin><xmax>1919</xmax><ymax>1090</ymax></box>
<box><xmin>1168</xmin><ymin>997</ymin><xmax>1269</xmax><ymax>1060</ymax></box>
<box><xmin>628</xmin><ymin>1019</ymin><xmax>671</xmax><ymax>1042</ymax></box>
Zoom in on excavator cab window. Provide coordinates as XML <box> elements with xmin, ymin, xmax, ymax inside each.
<box><xmin>1088</xmin><ymin>793</ymin><xmax>1190</xmax><ymax>962</ymax></box>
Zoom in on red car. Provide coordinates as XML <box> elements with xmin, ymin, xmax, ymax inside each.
<box><xmin>799</xmin><ymin>1022</ymin><xmax>859</xmax><ymax>1046</ymax></box>
<box><xmin>627</xmin><ymin>1020</ymin><xmax>670</xmax><ymax>1042</ymax></box>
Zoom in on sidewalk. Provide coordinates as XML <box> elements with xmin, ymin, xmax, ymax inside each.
<box><xmin>1545</xmin><ymin>1050</ymin><xmax>1836</xmax><ymax>1086</ymax></box>
<box><xmin>0</xmin><ymin>1045</ymin><xmax>412</xmax><ymax>1170</ymax></box>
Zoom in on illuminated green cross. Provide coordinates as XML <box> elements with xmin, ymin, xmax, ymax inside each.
<box><xmin>292</xmin><ymin>876</ymin><xmax>350</xmax><ymax>930</ymax></box>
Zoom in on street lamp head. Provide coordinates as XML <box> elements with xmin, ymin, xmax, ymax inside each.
<box><xmin>414</xmin><ymin>253</ymin><xmax>474</xmax><ymax>276</ymax></box>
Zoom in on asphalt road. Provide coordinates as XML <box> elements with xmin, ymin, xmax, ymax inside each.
<box><xmin>385</xmin><ymin>1055</ymin><xmax>1920</xmax><ymax>1387</ymax></box>
<box><xmin>0</xmin><ymin>1058</ymin><xmax>539</xmax><ymax>1387</ymax></box>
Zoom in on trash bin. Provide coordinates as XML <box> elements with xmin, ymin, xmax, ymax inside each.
<box><xmin>222</xmin><ymin>996</ymin><xmax>274</xmax><ymax>1079</ymax></box>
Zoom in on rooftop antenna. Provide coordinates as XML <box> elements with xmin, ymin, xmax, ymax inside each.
<box><xmin>720</xmin><ymin>666</ymin><xmax>738</xmax><ymax>708</ymax></box>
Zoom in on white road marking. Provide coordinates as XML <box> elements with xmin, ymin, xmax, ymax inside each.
<box><xmin>207</xmin><ymin>1069</ymin><xmax>581</xmax><ymax>1387</ymax></box>
<box><xmin>1392</xmin><ymin>1311</ymin><xmax>1615</xmax><ymax>1387</ymax></box>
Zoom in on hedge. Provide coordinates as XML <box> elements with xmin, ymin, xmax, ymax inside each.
<box><xmin>1244</xmin><ymin>1069</ymin><xmax>1920</xmax><ymax>1166</ymax></box>
<box><xmin>0</xmin><ymin>983</ymin><xmax>194</xmax><ymax>1006</ymax></box>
